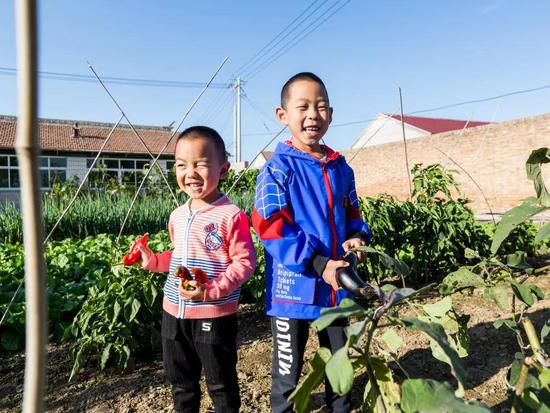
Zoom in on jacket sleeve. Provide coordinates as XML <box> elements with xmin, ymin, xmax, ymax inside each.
<box><xmin>345</xmin><ymin>169</ymin><xmax>372</xmax><ymax>244</ymax></box>
<box><xmin>204</xmin><ymin>211</ymin><xmax>256</xmax><ymax>300</ymax></box>
<box><xmin>251</xmin><ymin>164</ymin><xmax>321</xmax><ymax>273</ymax></box>
<box><xmin>142</xmin><ymin>216</ymin><xmax>174</xmax><ymax>273</ymax></box>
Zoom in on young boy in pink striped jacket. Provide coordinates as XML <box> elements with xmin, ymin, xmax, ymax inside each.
<box><xmin>136</xmin><ymin>126</ymin><xmax>256</xmax><ymax>413</ymax></box>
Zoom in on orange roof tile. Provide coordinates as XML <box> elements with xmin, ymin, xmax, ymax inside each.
<box><xmin>0</xmin><ymin>115</ymin><xmax>177</xmax><ymax>157</ymax></box>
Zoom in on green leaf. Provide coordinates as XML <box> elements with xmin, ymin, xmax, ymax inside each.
<box><xmin>464</xmin><ymin>248</ymin><xmax>480</xmax><ymax>259</ymax></box>
<box><xmin>491</xmin><ymin>197</ymin><xmax>546</xmax><ymax>255</ymax></box>
<box><xmin>401</xmin><ymin>379</ymin><xmax>490</xmax><ymax>413</ymax></box>
<box><xmin>439</xmin><ymin>268</ymin><xmax>484</xmax><ymax>295</ymax></box>
<box><xmin>483</xmin><ymin>285</ymin><xmax>510</xmax><ymax>310</ymax></box>
<box><xmin>312</xmin><ymin>299</ymin><xmax>365</xmax><ymax>332</ymax></box>
<box><xmin>382</xmin><ymin>329</ymin><xmax>403</xmax><ymax>353</ymax></box>
<box><xmin>539</xmin><ymin>369</ymin><xmax>550</xmax><ymax>388</ymax></box>
<box><xmin>541</xmin><ymin>320</ymin><xmax>550</xmax><ymax>344</ymax></box>
<box><xmin>506</xmin><ymin>251</ymin><xmax>532</xmax><ymax>271</ymax></box>
<box><xmin>525</xmin><ymin>147</ymin><xmax>550</xmax><ymax>206</ymax></box>
<box><xmin>99</xmin><ymin>343</ymin><xmax>112</xmax><ymax>370</ymax></box>
<box><xmin>124</xmin><ymin>298</ymin><xmax>141</xmax><ymax>323</ymax></box>
<box><xmin>535</xmin><ymin>223</ymin><xmax>550</xmax><ymax>243</ymax></box>
<box><xmin>289</xmin><ymin>348</ymin><xmax>331</xmax><ymax>413</ymax></box>
<box><xmin>345</xmin><ymin>318</ymin><xmax>368</xmax><ymax>345</ymax></box>
<box><xmin>423</xmin><ymin>297</ymin><xmax>453</xmax><ymax>318</ymax></box>
<box><xmin>510</xmin><ymin>280</ymin><xmax>535</xmax><ymax>307</ymax></box>
<box><xmin>363</xmin><ymin>357</ymin><xmax>401</xmax><ymax>411</ymax></box>
<box><xmin>402</xmin><ymin>318</ymin><xmax>468</xmax><ymax>388</ymax></box>
<box><xmin>112</xmin><ymin>300</ymin><xmax>121</xmax><ymax>324</ymax></box>
<box><xmin>119</xmin><ymin>345</ymin><xmax>131</xmax><ymax>370</ymax></box>
<box><xmin>527</xmin><ymin>284</ymin><xmax>545</xmax><ymax>300</ymax></box>
<box><xmin>325</xmin><ymin>346</ymin><xmax>354</xmax><ymax>395</ymax></box>
<box><xmin>144</xmin><ymin>282</ymin><xmax>157</xmax><ymax>307</ymax></box>
<box><xmin>507</xmin><ymin>353</ymin><xmax>525</xmax><ymax>386</ymax></box>
<box><xmin>493</xmin><ymin>319</ymin><xmax>520</xmax><ymax>334</ymax></box>
<box><xmin>353</xmin><ymin>246</ymin><xmax>410</xmax><ymax>276</ymax></box>
<box><xmin>69</xmin><ymin>342</ymin><xmax>89</xmax><ymax>382</ymax></box>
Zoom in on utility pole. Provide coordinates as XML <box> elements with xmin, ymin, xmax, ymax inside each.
<box><xmin>232</xmin><ymin>78</ymin><xmax>242</xmax><ymax>163</ymax></box>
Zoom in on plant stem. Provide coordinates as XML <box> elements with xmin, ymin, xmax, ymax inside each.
<box><xmin>510</xmin><ymin>359</ymin><xmax>530</xmax><ymax>413</ymax></box>
<box><xmin>364</xmin><ymin>317</ymin><xmax>387</xmax><ymax>413</ymax></box>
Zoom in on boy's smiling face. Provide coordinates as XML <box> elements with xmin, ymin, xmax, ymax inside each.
<box><xmin>175</xmin><ymin>137</ymin><xmax>229</xmax><ymax>208</ymax></box>
<box><xmin>276</xmin><ymin>79</ymin><xmax>333</xmax><ymax>155</ymax></box>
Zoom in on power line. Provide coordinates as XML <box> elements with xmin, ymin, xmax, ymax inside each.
<box><xmin>243</xmin><ymin>81</ymin><xmax>550</xmax><ymax>136</ymax></box>
<box><xmin>233</xmin><ymin>0</ymin><xmax>324</xmax><ymax>76</ymax></box>
<box><xmin>245</xmin><ymin>0</ymin><xmax>351</xmax><ymax>80</ymax></box>
<box><xmin>238</xmin><ymin>0</ymin><xmax>332</xmax><ymax>78</ymax></box>
<box><xmin>0</xmin><ymin>66</ymin><xmax>230</xmax><ymax>89</ymax></box>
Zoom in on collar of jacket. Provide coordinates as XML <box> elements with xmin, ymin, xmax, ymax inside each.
<box><xmin>184</xmin><ymin>194</ymin><xmax>229</xmax><ymax>214</ymax></box>
<box><xmin>276</xmin><ymin>140</ymin><xmax>341</xmax><ymax>163</ymax></box>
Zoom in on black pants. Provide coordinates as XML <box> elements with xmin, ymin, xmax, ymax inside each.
<box><xmin>270</xmin><ymin>317</ymin><xmax>351</xmax><ymax>413</ymax></box>
<box><xmin>162</xmin><ymin>311</ymin><xmax>240</xmax><ymax>413</ymax></box>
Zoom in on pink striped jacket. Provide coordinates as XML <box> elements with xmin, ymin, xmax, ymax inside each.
<box><xmin>144</xmin><ymin>196</ymin><xmax>256</xmax><ymax>319</ymax></box>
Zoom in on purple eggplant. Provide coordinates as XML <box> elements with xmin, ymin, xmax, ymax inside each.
<box><xmin>336</xmin><ymin>252</ymin><xmax>377</xmax><ymax>301</ymax></box>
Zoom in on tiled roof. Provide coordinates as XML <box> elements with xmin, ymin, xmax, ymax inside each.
<box><xmin>0</xmin><ymin>115</ymin><xmax>177</xmax><ymax>156</ymax></box>
<box><xmin>387</xmin><ymin>114</ymin><xmax>490</xmax><ymax>134</ymax></box>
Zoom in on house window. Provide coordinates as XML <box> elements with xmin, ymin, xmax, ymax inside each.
<box><xmin>87</xmin><ymin>157</ymin><xmax>161</xmax><ymax>187</ymax></box>
<box><xmin>0</xmin><ymin>155</ymin><xmax>20</xmax><ymax>189</ymax></box>
<box><xmin>39</xmin><ymin>156</ymin><xmax>67</xmax><ymax>188</ymax></box>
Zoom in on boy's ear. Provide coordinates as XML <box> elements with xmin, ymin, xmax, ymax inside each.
<box><xmin>220</xmin><ymin>162</ymin><xmax>230</xmax><ymax>180</ymax></box>
<box><xmin>275</xmin><ymin>106</ymin><xmax>288</xmax><ymax>125</ymax></box>
<box><xmin>329</xmin><ymin>106</ymin><xmax>333</xmax><ymax>124</ymax></box>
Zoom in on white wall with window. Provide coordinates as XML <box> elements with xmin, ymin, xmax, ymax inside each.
<box><xmin>1</xmin><ymin>154</ymin><xmax>68</xmax><ymax>190</ymax></box>
<box><xmin>86</xmin><ymin>157</ymin><xmax>171</xmax><ymax>186</ymax></box>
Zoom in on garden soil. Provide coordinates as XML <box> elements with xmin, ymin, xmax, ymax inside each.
<box><xmin>1</xmin><ymin>275</ymin><xmax>549</xmax><ymax>413</ymax></box>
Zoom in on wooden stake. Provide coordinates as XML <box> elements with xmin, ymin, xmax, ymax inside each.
<box><xmin>15</xmin><ymin>0</ymin><xmax>47</xmax><ymax>411</ymax></box>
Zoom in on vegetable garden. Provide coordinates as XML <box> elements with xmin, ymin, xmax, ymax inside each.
<box><xmin>0</xmin><ymin>150</ymin><xmax>549</xmax><ymax>412</ymax></box>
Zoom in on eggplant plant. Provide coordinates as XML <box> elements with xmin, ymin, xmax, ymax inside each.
<box><xmin>290</xmin><ymin>246</ymin><xmax>488</xmax><ymax>413</ymax></box>
<box><xmin>441</xmin><ymin>148</ymin><xmax>550</xmax><ymax>413</ymax></box>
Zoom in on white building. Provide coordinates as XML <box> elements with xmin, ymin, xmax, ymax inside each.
<box><xmin>351</xmin><ymin>113</ymin><xmax>490</xmax><ymax>149</ymax></box>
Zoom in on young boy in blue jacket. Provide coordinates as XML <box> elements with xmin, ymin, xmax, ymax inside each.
<box><xmin>252</xmin><ymin>72</ymin><xmax>371</xmax><ymax>413</ymax></box>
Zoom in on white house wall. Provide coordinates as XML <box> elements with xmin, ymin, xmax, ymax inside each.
<box><xmin>351</xmin><ymin>115</ymin><xmax>428</xmax><ymax>149</ymax></box>
<box><xmin>67</xmin><ymin>157</ymin><xmax>87</xmax><ymax>183</ymax></box>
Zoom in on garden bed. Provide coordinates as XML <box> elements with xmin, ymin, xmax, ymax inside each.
<box><xmin>1</xmin><ymin>275</ymin><xmax>548</xmax><ymax>413</ymax></box>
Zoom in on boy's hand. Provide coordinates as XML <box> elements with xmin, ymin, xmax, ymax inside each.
<box><xmin>322</xmin><ymin>259</ymin><xmax>349</xmax><ymax>290</ymax></box>
<box><xmin>135</xmin><ymin>243</ymin><xmax>154</xmax><ymax>268</ymax></box>
<box><xmin>342</xmin><ymin>238</ymin><xmax>366</xmax><ymax>262</ymax></box>
<box><xmin>178</xmin><ymin>281</ymin><xmax>206</xmax><ymax>301</ymax></box>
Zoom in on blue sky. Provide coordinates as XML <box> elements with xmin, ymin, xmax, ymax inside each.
<box><xmin>1</xmin><ymin>0</ymin><xmax>549</xmax><ymax>162</ymax></box>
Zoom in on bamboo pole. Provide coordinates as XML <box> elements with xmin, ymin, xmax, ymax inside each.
<box><xmin>15</xmin><ymin>0</ymin><xmax>47</xmax><ymax>412</ymax></box>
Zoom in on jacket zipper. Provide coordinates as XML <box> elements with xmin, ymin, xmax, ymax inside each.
<box><xmin>179</xmin><ymin>210</ymin><xmax>195</xmax><ymax>318</ymax></box>
<box><xmin>321</xmin><ymin>162</ymin><xmax>338</xmax><ymax>306</ymax></box>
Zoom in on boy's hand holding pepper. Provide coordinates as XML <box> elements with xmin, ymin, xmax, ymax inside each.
<box><xmin>135</xmin><ymin>242</ymin><xmax>154</xmax><ymax>267</ymax></box>
<box><xmin>178</xmin><ymin>281</ymin><xmax>206</xmax><ymax>301</ymax></box>
<box><xmin>122</xmin><ymin>233</ymin><xmax>151</xmax><ymax>266</ymax></box>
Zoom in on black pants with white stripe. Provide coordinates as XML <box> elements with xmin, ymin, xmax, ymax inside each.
<box><xmin>162</xmin><ymin>311</ymin><xmax>240</xmax><ymax>413</ymax></box>
<box><xmin>270</xmin><ymin>317</ymin><xmax>351</xmax><ymax>413</ymax></box>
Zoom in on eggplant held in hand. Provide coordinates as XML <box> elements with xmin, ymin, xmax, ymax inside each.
<box><xmin>336</xmin><ymin>252</ymin><xmax>377</xmax><ymax>301</ymax></box>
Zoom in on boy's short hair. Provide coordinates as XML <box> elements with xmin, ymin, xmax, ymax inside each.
<box><xmin>176</xmin><ymin>126</ymin><xmax>227</xmax><ymax>163</ymax></box>
<box><xmin>280</xmin><ymin>72</ymin><xmax>329</xmax><ymax>108</ymax></box>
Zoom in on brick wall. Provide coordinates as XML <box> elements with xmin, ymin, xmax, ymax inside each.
<box><xmin>343</xmin><ymin>113</ymin><xmax>550</xmax><ymax>213</ymax></box>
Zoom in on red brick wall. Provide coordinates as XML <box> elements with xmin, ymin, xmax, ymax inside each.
<box><xmin>343</xmin><ymin>113</ymin><xmax>550</xmax><ymax>213</ymax></box>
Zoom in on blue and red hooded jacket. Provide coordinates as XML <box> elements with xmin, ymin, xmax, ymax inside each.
<box><xmin>252</xmin><ymin>141</ymin><xmax>371</xmax><ymax>319</ymax></box>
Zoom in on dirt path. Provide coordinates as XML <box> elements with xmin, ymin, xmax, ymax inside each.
<box><xmin>1</xmin><ymin>277</ymin><xmax>549</xmax><ymax>413</ymax></box>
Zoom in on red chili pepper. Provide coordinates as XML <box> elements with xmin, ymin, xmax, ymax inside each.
<box><xmin>122</xmin><ymin>233</ymin><xmax>149</xmax><ymax>266</ymax></box>
<box><xmin>191</xmin><ymin>268</ymin><xmax>208</xmax><ymax>284</ymax></box>
<box><xmin>174</xmin><ymin>265</ymin><xmax>191</xmax><ymax>281</ymax></box>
